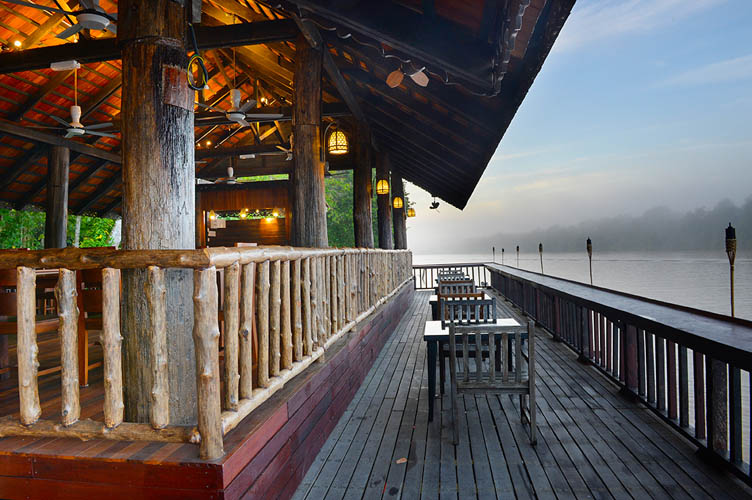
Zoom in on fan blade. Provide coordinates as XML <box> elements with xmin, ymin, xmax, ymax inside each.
<box><xmin>109</xmin><ymin>10</ymin><xmax>117</xmax><ymax>21</ymax></box>
<box><xmin>196</xmin><ymin>101</ymin><xmax>225</xmax><ymax>113</ymax></box>
<box><xmin>2</xmin><ymin>0</ymin><xmax>71</xmax><ymax>14</ymax></box>
<box><xmin>79</xmin><ymin>0</ymin><xmax>95</xmax><ymax>9</ymax></box>
<box><xmin>245</xmin><ymin>113</ymin><xmax>284</xmax><ymax>120</ymax></box>
<box><xmin>64</xmin><ymin>131</ymin><xmax>75</xmax><ymax>139</ymax></box>
<box><xmin>106</xmin><ymin>22</ymin><xmax>117</xmax><ymax>35</ymax></box>
<box><xmin>238</xmin><ymin>119</ymin><xmax>251</xmax><ymax>128</ymax></box>
<box><xmin>84</xmin><ymin>130</ymin><xmax>117</xmax><ymax>138</ymax></box>
<box><xmin>239</xmin><ymin>100</ymin><xmax>256</xmax><ymax>113</ymax></box>
<box><xmin>56</xmin><ymin>23</ymin><xmax>84</xmax><ymax>40</ymax></box>
<box><xmin>51</xmin><ymin>115</ymin><xmax>72</xmax><ymax>127</ymax></box>
<box><xmin>85</xmin><ymin>122</ymin><xmax>114</xmax><ymax>130</ymax></box>
<box><xmin>26</xmin><ymin>125</ymin><xmax>65</xmax><ymax>130</ymax></box>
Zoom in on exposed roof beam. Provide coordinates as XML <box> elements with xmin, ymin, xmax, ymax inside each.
<box><xmin>81</xmin><ymin>77</ymin><xmax>122</xmax><ymax>121</ymax></box>
<box><xmin>0</xmin><ymin>119</ymin><xmax>120</xmax><ymax>163</ymax></box>
<box><xmin>274</xmin><ymin>0</ymin><xmax>495</xmax><ymax>91</ymax></box>
<box><xmin>196</xmin><ymin>143</ymin><xmax>289</xmax><ymax>160</ymax></box>
<box><xmin>75</xmin><ymin>177</ymin><xmax>121</xmax><ymax>215</ymax></box>
<box><xmin>0</xmin><ymin>19</ymin><xmax>299</xmax><ymax>75</ymax></box>
<box><xmin>9</xmin><ymin>71</ymin><xmax>69</xmax><ymax>121</ymax></box>
<box><xmin>0</xmin><ymin>146</ymin><xmax>47</xmax><ymax>194</ymax></box>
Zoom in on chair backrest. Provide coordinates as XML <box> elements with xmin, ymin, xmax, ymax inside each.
<box><xmin>436</xmin><ymin>275</ymin><xmax>469</xmax><ymax>284</ymax></box>
<box><xmin>448</xmin><ymin>321</ymin><xmax>533</xmax><ymax>388</ymax></box>
<box><xmin>439</xmin><ymin>297</ymin><xmax>496</xmax><ymax>329</ymax></box>
<box><xmin>438</xmin><ymin>282</ymin><xmax>476</xmax><ymax>296</ymax></box>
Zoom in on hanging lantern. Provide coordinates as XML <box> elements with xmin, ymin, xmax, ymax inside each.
<box><xmin>327</xmin><ymin>129</ymin><xmax>348</xmax><ymax>155</ymax></box>
<box><xmin>392</xmin><ymin>196</ymin><xmax>403</xmax><ymax>209</ymax></box>
<box><xmin>407</xmin><ymin>207</ymin><xmax>416</xmax><ymax>217</ymax></box>
<box><xmin>376</xmin><ymin>179</ymin><xmax>389</xmax><ymax>195</ymax></box>
<box><xmin>208</xmin><ymin>210</ymin><xmax>216</xmax><ymax>221</ymax></box>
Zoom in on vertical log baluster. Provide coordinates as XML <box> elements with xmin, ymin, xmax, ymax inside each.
<box><xmin>292</xmin><ymin>259</ymin><xmax>303</xmax><ymax>361</ymax></box>
<box><xmin>146</xmin><ymin>266</ymin><xmax>169</xmax><ymax>429</ymax></box>
<box><xmin>310</xmin><ymin>257</ymin><xmax>320</xmax><ymax>347</ymax></box>
<box><xmin>193</xmin><ymin>267</ymin><xmax>223</xmax><ymax>460</ymax></box>
<box><xmin>239</xmin><ymin>263</ymin><xmax>255</xmax><ymax>399</ymax></box>
<box><xmin>256</xmin><ymin>261</ymin><xmax>270</xmax><ymax>387</ymax></box>
<box><xmin>693</xmin><ymin>350</ymin><xmax>706</xmax><ymax>439</ymax></box>
<box><xmin>56</xmin><ymin>269</ymin><xmax>80</xmax><ymax>426</ymax></box>
<box><xmin>223</xmin><ymin>262</ymin><xmax>240</xmax><ymax>411</ymax></box>
<box><xmin>270</xmin><ymin>260</ymin><xmax>281</xmax><ymax>377</ymax></box>
<box><xmin>102</xmin><ymin>268</ymin><xmax>124</xmax><ymax>428</ymax></box>
<box><xmin>667</xmin><ymin>340</ymin><xmax>677</xmax><ymax>420</ymax></box>
<box><xmin>302</xmin><ymin>258</ymin><xmax>312</xmax><ymax>356</ymax></box>
<box><xmin>337</xmin><ymin>255</ymin><xmax>345</xmax><ymax>332</ymax></box>
<box><xmin>281</xmin><ymin>260</ymin><xmax>293</xmax><ymax>370</ymax></box>
<box><xmin>17</xmin><ymin>266</ymin><xmax>40</xmax><ymax>425</ymax></box>
<box><xmin>656</xmin><ymin>336</ymin><xmax>666</xmax><ymax>412</ymax></box>
<box><xmin>679</xmin><ymin>345</ymin><xmax>689</xmax><ymax>428</ymax></box>
<box><xmin>330</xmin><ymin>255</ymin><xmax>338</xmax><ymax>334</ymax></box>
<box><xmin>324</xmin><ymin>255</ymin><xmax>331</xmax><ymax>339</ymax></box>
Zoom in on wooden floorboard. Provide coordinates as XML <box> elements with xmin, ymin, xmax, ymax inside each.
<box><xmin>295</xmin><ymin>290</ymin><xmax>752</xmax><ymax>499</ymax></box>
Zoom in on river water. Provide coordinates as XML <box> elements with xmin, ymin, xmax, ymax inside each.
<box><xmin>414</xmin><ymin>251</ymin><xmax>751</xmax><ymax>320</ymax></box>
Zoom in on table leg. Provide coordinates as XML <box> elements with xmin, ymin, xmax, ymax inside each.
<box><xmin>439</xmin><ymin>345</ymin><xmax>445</xmax><ymax>395</ymax></box>
<box><xmin>427</xmin><ymin>340</ymin><xmax>437</xmax><ymax>422</ymax></box>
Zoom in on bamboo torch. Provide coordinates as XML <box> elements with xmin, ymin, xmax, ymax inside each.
<box><xmin>539</xmin><ymin>243</ymin><xmax>544</xmax><ymax>274</ymax></box>
<box><xmin>501</xmin><ymin>248</ymin><xmax>504</xmax><ymax>265</ymax></box>
<box><xmin>492</xmin><ymin>246</ymin><xmax>495</xmax><ymax>263</ymax></box>
<box><xmin>587</xmin><ymin>237</ymin><xmax>593</xmax><ymax>286</ymax></box>
<box><xmin>726</xmin><ymin>223</ymin><xmax>736</xmax><ymax>317</ymax></box>
<box><xmin>516</xmin><ymin>245</ymin><xmax>520</xmax><ymax>268</ymax></box>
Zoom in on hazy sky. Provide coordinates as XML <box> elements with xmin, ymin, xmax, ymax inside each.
<box><xmin>405</xmin><ymin>0</ymin><xmax>752</xmax><ymax>255</ymax></box>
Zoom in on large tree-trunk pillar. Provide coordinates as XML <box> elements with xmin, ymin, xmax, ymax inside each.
<box><xmin>353</xmin><ymin>125</ymin><xmax>374</xmax><ymax>248</ymax></box>
<box><xmin>392</xmin><ymin>171</ymin><xmax>407</xmax><ymax>249</ymax></box>
<box><xmin>376</xmin><ymin>152</ymin><xmax>393</xmax><ymax>250</ymax></box>
<box><xmin>291</xmin><ymin>33</ymin><xmax>327</xmax><ymax>247</ymax></box>
<box><xmin>44</xmin><ymin>146</ymin><xmax>69</xmax><ymax>249</ymax></box>
<box><xmin>118</xmin><ymin>0</ymin><xmax>196</xmax><ymax>424</ymax></box>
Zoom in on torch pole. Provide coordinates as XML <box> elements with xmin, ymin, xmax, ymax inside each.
<box><xmin>726</xmin><ymin>224</ymin><xmax>736</xmax><ymax>317</ymax></box>
<box><xmin>587</xmin><ymin>237</ymin><xmax>593</xmax><ymax>286</ymax></box>
<box><xmin>539</xmin><ymin>243</ymin><xmax>544</xmax><ymax>274</ymax></box>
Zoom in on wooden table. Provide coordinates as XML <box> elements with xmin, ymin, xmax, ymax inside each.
<box><xmin>424</xmin><ymin>318</ymin><xmax>521</xmax><ymax>421</ymax></box>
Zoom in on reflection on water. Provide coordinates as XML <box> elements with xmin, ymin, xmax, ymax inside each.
<box><xmin>414</xmin><ymin>251</ymin><xmax>751</xmax><ymax>320</ymax></box>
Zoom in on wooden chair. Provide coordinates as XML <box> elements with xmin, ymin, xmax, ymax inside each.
<box><xmin>438</xmin><ymin>297</ymin><xmax>497</xmax><ymax>394</ymax></box>
<box><xmin>0</xmin><ymin>269</ymin><xmax>60</xmax><ymax>378</ymax></box>
<box><xmin>438</xmin><ymin>282</ymin><xmax>477</xmax><ymax>297</ymax></box>
<box><xmin>449</xmin><ymin>321</ymin><xmax>536</xmax><ymax>445</ymax></box>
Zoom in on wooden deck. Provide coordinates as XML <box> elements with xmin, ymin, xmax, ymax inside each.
<box><xmin>294</xmin><ymin>291</ymin><xmax>752</xmax><ymax>500</ymax></box>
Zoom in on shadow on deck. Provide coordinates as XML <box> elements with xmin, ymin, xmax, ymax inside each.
<box><xmin>294</xmin><ymin>291</ymin><xmax>752</xmax><ymax>499</ymax></box>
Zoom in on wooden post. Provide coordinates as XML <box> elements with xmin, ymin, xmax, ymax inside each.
<box><xmin>291</xmin><ymin>33</ymin><xmax>327</xmax><ymax>247</ymax></box>
<box><xmin>17</xmin><ymin>267</ymin><xmax>41</xmax><ymax>425</ymax></box>
<box><xmin>269</xmin><ymin>260</ymin><xmax>281</xmax><ymax>376</ymax></box>
<box><xmin>392</xmin><ymin>172</ymin><xmax>407</xmax><ymax>249</ymax></box>
<box><xmin>376</xmin><ymin>153</ymin><xmax>393</xmax><ymax>250</ymax></box>
<box><xmin>102</xmin><ymin>268</ymin><xmax>124</xmax><ymax>428</ymax></box>
<box><xmin>44</xmin><ymin>145</ymin><xmax>69</xmax><ymax>249</ymax></box>
<box><xmin>281</xmin><ymin>260</ymin><xmax>293</xmax><ymax>369</ymax></box>
<box><xmin>239</xmin><ymin>263</ymin><xmax>255</xmax><ymax>399</ymax></box>
<box><xmin>256</xmin><ymin>261</ymin><xmax>270</xmax><ymax>387</ymax></box>
<box><xmin>292</xmin><ymin>259</ymin><xmax>303</xmax><ymax>361</ymax></box>
<box><xmin>192</xmin><ymin>268</ymin><xmax>223</xmax><ymax>459</ymax></box>
<box><xmin>337</xmin><ymin>255</ymin><xmax>345</xmax><ymax>330</ymax></box>
<box><xmin>119</xmin><ymin>0</ymin><xmax>196</xmax><ymax>424</ymax></box>
<box><xmin>146</xmin><ymin>266</ymin><xmax>169</xmax><ymax>429</ymax></box>
<box><xmin>353</xmin><ymin>124</ymin><xmax>374</xmax><ymax>248</ymax></box>
<box><xmin>223</xmin><ymin>262</ymin><xmax>240</xmax><ymax>411</ymax></box>
<box><xmin>56</xmin><ymin>269</ymin><xmax>80</xmax><ymax>426</ymax></box>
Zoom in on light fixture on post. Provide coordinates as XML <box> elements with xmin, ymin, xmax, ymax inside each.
<box><xmin>407</xmin><ymin>207</ymin><xmax>416</xmax><ymax>217</ymax></box>
<box><xmin>376</xmin><ymin>179</ymin><xmax>389</xmax><ymax>195</ymax></box>
<box><xmin>325</xmin><ymin>123</ymin><xmax>348</xmax><ymax>156</ymax></box>
<box><xmin>393</xmin><ymin>196</ymin><xmax>403</xmax><ymax>209</ymax></box>
<box><xmin>208</xmin><ymin>210</ymin><xmax>216</xmax><ymax>221</ymax></box>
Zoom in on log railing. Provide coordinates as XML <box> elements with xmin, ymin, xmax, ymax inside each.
<box><xmin>412</xmin><ymin>262</ymin><xmax>491</xmax><ymax>290</ymax></box>
<box><xmin>0</xmin><ymin>246</ymin><xmax>412</xmax><ymax>460</ymax></box>
<box><xmin>486</xmin><ymin>263</ymin><xmax>752</xmax><ymax>485</ymax></box>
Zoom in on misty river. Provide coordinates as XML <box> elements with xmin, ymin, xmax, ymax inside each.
<box><xmin>415</xmin><ymin>251</ymin><xmax>751</xmax><ymax>320</ymax></box>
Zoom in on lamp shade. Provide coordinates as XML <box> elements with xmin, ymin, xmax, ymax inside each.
<box><xmin>376</xmin><ymin>179</ymin><xmax>389</xmax><ymax>195</ymax></box>
<box><xmin>327</xmin><ymin>130</ymin><xmax>348</xmax><ymax>155</ymax></box>
<box><xmin>407</xmin><ymin>207</ymin><xmax>415</xmax><ymax>217</ymax></box>
<box><xmin>392</xmin><ymin>196</ymin><xmax>403</xmax><ymax>209</ymax></box>
<box><xmin>208</xmin><ymin>210</ymin><xmax>216</xmax><ymax>221</ymax></box>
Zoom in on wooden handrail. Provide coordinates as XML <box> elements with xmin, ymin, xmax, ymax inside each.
<box><xmin>486</xmin><ymin>262</ymin><xmax>752</xmax><ymax>487</ymax></box>
<box><xmin>0</xmin><ymin>247</ymin><xmax>412</xmax><ymax>461</ymax></box>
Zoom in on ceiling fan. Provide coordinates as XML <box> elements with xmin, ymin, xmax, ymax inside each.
<box><xmin>29</xmin><ymin>69</ymin><xmax>116</xmax><ymax>139</ymax></box>
<box><xmin>214</xmin><ymin>166</ymin><xmax>239</xmax><ymax>184</ymax></box>
<box><xmin>2</xmin><ymin>0</ymin><xmax>117</xmax><ymax>39</ymax></box>
<box><xmin>197</xmin><ymin>89</ymin><xmax>283</xmax><ymax>128</ymax></box>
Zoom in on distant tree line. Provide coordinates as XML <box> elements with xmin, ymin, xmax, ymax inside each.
<box><xmin>476</xmin><ymin>197</ymin><xmax>752</xmax><ymax>253</ymax></box>
<box><xmin>0</xmin><ymin>209</ymin><xmax>116</xmax><ymax>249</ymax></box>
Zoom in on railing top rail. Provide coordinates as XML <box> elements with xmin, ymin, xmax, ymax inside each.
<box><xmin>0</xmin><ymin>246</ymin><xmax>411</xmax><ymax>270</ymax></box>
<box><xmin>413</xmin><ymin>262</ymin><xmax>491</xmax><ymax>268</ymax></box>
<box><xmin>486</xmin><ymin>263</ymin><xmax>752</xmax><ymax>365</ymax></box>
